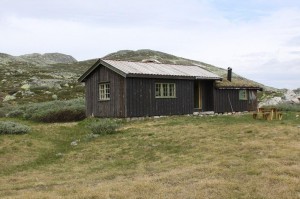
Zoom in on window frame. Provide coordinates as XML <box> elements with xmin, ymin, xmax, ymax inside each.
<box><xmin>155</xmin><ymin>83</ymin><xmax>176</xmax><ymax>98</ymax></box>
<box><xmin>99</xmin><ymin>82</ymin><xmax>110</xmax><ymax>101</ymax></box>
<box><xmin>239</xmin><ymin>89</ymin><xmax>248</xmax><ymax>100</ymax></box>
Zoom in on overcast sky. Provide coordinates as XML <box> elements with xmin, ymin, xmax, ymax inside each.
<box><xmin>1</xmin><ymin>0</ymin><xmax>300</xmax><ymax>89</ymax></box>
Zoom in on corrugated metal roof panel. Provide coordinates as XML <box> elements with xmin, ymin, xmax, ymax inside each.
<box><xmin>103</xmin><ymin>60</ymin><xmax>220</xmax><ymax>79</ymax></box>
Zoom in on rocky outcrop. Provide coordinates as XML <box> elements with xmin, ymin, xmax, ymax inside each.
<box><xmin>19</xmin><ymin>53</ymin><xmax>77</xmax><ymax>65</ymax></box>
<box><xmin>0</xmin><ymin>52</ymin><xmax>77</xmax><ymax>66</ymax></box>
<box><xmin>259</xmin><ymin>90</ymin><xmax>300</xmax><ymax>107</ymax></box>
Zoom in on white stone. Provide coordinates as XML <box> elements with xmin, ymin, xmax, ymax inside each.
<box><xmin>291</xmin><ymin>97</ymin><xmax>300</xmax><ymax>104</ymax></box>
<box><xmin>21</xmin><ymin>84</ymin><xmax>31</xmax><ymax>90</ymax></box>
<box><xmin>70</xmin><ymin>141</ymin><xmax>78</xmax><ymax>146</ymax></box>
<box><xmin>259</xmin><ymin>97</ymin><xmax>282</xmax><ymax>107</ymax></box>
<box><xmin>284</xmin><ymin>90</ymin><xmax>297</xmax><ymax>101</ymax></box>
<box><xmin>52</xmin><ymin>94</ymin><xmax>58</xmax><ymax>100</ymax></box>
<box><xmin>3</xmin><ymin>95</ymin><xmax>16</xmax><ymax>102</ymax></box>
<box><xmin>23</xmin><ymin>90</ymin><xmax>35</xmax><ymax>96</ymax></box>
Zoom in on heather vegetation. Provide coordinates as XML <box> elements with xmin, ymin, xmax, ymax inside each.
<box><xmin>88</xmin><ymin>118</ymin><xmax>120</xmax><ymax>135</ymax></box>
<box><xmin>0</xmin><ymin>121</ymin><xmax>30</xmax><ymax>134</ymax></box>
<box><xmin>4</xmin><ymin>98</ymin><xmax>85</xmax><ymax>122</ymax></box>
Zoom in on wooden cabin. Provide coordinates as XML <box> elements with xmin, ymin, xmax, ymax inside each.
<box><xmin>78</xmin><ymin>59</ymin><xmax>261</xmax><ymax>117</ymax></box>
<box><xmin>213</xmin><ymin>68</ymin><xmax>262</xmax><ymax>113</ymax></box>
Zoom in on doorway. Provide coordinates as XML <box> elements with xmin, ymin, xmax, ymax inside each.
<box><xmin>194</xmin><ymin>81</ymin><xmax>202</xmax><ymax>110</ymax></box>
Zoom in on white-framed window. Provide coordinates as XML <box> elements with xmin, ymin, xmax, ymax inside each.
<box><xmin>155</xmin><ymin>83</ymin><xmax>176</xmax><ymax>98</ymax></box>
<box><xmin>239</xmin><ymin>90</ymin><xmax>247</xmax><ymax>100</ymax></box>
<box><xmin>99</xmin><ymin>83</ymin><xmax>110</xmax><ymax>100</ymax></box>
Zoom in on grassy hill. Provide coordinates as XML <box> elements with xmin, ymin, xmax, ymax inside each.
<box><xmin>0</xmin><ymin>49</ymin><xmax>270</xmax><ymax>107</ymax></box>
<box><xmin>0</xmin><ymin>113</ymin><xmax>299</xmax><ymax>198</ymax></box>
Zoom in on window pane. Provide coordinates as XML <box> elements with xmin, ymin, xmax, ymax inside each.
<box><xmin>163</xmin><ymin>84</ymin><xmax>168</xmax><ymax>96</ymax></box>
<box><xmin>169</xmin><ymin>84</ymin><xmax>175</xmax><ymax>97</ymax></box>
<box><xmin>155</xmin><ymin>84</ymin><xmax>161</xmax><ymax>97</ymax></box>
<box><xmin>239</xmin><ymin>90</ymin><xmax>247</xmax><ymax>100</ymax></box>
<box><xmin>99</xmin><ymin>83</ymin><xmax>110</xmax><ymax>100</ymax></box>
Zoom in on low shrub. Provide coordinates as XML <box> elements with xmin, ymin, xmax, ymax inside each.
<box><xmin>22</xmin><ymin>98</ymin><xmax>85</xmax><ymax>123</ymax></box>
<box><xmin>89</xmin><ymin>119</ymin><xmax>120</xmax><ymax>135</ymax></box>
<box><xmin>7</xmin><ymin>109</ymin><xmax>25</xmax><ymax>118</ymax></box>
<box><xmin>276</xmin><ymin>103</ymin><xmax>300</xmax><ymax>112</ymax></box>
<box><xmin>0</xmin><ymin>110</ymin><xmax>6</xmax><ymax>118</ymax></box>
<box><xmin>31</xmin><ymin>108</ymin><xmax>85</xmax><ymax>123</ymax></box>
<box><xmin>0</xmin><ymin>121</ymin><xmax>30</xmax><ymax>134</ymax></box>
<box><xmin>263</xmin><ymin>103</ymin><xmax>300</xmax><ymax>112</ymax></box>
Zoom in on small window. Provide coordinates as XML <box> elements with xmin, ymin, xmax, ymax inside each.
<box><xmin>99</xmin><ymin>83</ymin><xmax>110</xmax><ymax>100</ymax></box>
<box><xmin>155</xmin><ymin>83</ymin><xmax>176</xmax><ymax>98</ymax></box>
<box><xmin>239</xmin><ymin>90</ymin><xmax>247</xmax><ymax>100</ymax></box>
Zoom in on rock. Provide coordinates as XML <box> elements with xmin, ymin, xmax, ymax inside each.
<box><xmin>153</xmin><ymin>116</ymin><xmax>160</xmax><ymax>119</ymax></box>
<box><xmin>291</xmin><ymin>97</ymin><xmax>300</xmax><ymax>104</ymax></box>
<box><xmin>259</xmin><ymin>97</ymin><xmax>282</xmax><ymax>107</ymax></box>
<box><xmin>64</xmin><ymin>83</ymin><xmax>69</xmax><ymax>87</ymax></box>
<box><xmin>52</xmin><ymin>94</ymin><xmax>58</xmax><ymax>100</ymax></box>
<box><xmin>70</xmin><ymin>141</ymin><xmax>78</xmax><ymax>146</ymax></box>
<box><xmin>21</xmin><ymin>84</ymin><xmax>31</xmax><ymax>90</ymax></box>
<box><xmin>284</xmin><ymin>90</ymin><xmax>297</xmax><ymax>101</ymax></box>
<box><xmin>44</xmin><ymin>91</ymin><xmax>51</xmax><ymax>94</ymax></box>
<box><xmin>3</xmin><ymin>95</ymin><xmax>16</xmax><ymax>102</ymax></box>
<box><xmin>16</xmin><ymin>69</ymin><xmax>24</xmax><ymax>74</ymax></box>
<box><xmin>200</xmin><ymin>111</ymin><xmax>214</xmax><ymax>115</ymax></box>
<box><xmin>23</xmin><ymin>90</ymin><xmax>35</xmax><ymax>96</ymax></box>
<box><xmin>193</xmin><ymin>112</ymin><xmax>199</xmax><ymax>116</ymax></box>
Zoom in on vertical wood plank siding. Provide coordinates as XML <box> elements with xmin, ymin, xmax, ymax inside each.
<box><xmin>84</xmin><ymin>66</ymin><xmax>126</xmax><ymax>117</ymax></box>
<box><xmin>213</xmin><ymin>89</ymin><xmax>258</xmax><ymax>113</ymax></box>
<box><xmin>126</xmin><ymin>78</ymin><xmax>194</xmax><ymax>117</ymax></box>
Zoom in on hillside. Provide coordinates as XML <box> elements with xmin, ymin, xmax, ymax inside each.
<box><xmin>104</xmin><ymin>49</ymin><xmax>234</xmax><ymax>77</ymax></box>
<box><xmin>0</xmin><ymin>49</ymin><xmax>285</xmax><ymax>107</ymax></box>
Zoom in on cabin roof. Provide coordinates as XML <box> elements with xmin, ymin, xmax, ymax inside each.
<box><xmin>78</xmin><ymin>59</ymin><xmax>221</xmax><ymax>82</ymax></box>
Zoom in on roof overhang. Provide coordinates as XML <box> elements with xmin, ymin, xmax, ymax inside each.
<box><xmin>195</xmin><ymin>76</ymin><xmax>222</xmax><ymax>80</ymax></box>
<box><xmin>78</xmin><ymin>59</ymin><xmax>127</xmax><ymax>82</ymax></box>
<box><xmin>216</xmin><ymin>87</ymin><xmax>263</xmax><ymax>91</ymax></box>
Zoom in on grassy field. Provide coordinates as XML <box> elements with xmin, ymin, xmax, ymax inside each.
<box><xmin>0</xmin><ymin>112</ymin><xmax>299</xmax><ymax>199</ymax></box>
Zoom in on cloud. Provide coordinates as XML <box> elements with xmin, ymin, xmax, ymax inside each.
<box><xmin>286</xmin><ymin>36</ymin><xmax>300</xmax><ymax>46</ymax></box>
<box><xmin>0</xmin><ymin>0</ymin><xmax>299</xmax><ymax>89</ymax></box>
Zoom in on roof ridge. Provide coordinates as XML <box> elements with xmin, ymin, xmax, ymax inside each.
<box><xmin>102</xmin><ymin>59</ymin><xmax>206</xmax><ymax>67</ymax></box>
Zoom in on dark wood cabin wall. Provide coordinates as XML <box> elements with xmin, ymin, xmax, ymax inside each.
<box><xmin>84</xmin><ymin>69</ymin><xmax>99</xmax><ymax>117</ymax></box>
<box><xmin>126</xmin><ymin>78</ymin><xmax>194</xmax><ymax>117</ymax></box>
<box><xmin>213</xmin><ymin>89</ymin><xmax>258</xmax><ymax>113</ymax></box>
<box><xmin>84</xmin><ymin>66</ymin><xmax>126</xmax><ymax>117</ymax></box>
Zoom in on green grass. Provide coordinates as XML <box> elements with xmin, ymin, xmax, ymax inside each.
<box><xmin>0</xmin><ymin>112</ymin><xmax>299</xmax><ymax>198</ymax></box>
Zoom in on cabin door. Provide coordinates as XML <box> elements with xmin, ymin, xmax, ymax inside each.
<box><xmin>194</xmin><ymin>81</ymin><xmax>202</xmax><ymax>110</ymax></box>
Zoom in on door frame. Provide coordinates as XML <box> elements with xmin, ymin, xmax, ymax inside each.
<box><xmin>194</xmin><ymin>81</ymin><xmax>202</xmax><ymax>110</ymax></box>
